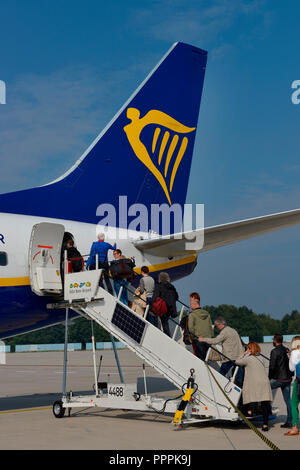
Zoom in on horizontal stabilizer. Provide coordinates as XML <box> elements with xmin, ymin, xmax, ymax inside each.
<box><xmin>134</xmin><ymin>208</ymin><xmax>300</xmax><ymax>257</ymax></box>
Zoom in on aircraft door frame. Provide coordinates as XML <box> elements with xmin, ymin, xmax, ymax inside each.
<box><xmin>29</xmin><ymin>222</ymin><xmax>65</xmax><ymax>296</ymax></box>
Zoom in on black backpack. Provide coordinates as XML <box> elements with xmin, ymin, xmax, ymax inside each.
<box><xmin>156</xmin><ymin>282</ymin><xmax>178</xmax><ymax>318</ymax></box>
<box><xmin>109</xmin><ymin>258</ymin><xmax>135</xmax><ymax>280</ymax></box>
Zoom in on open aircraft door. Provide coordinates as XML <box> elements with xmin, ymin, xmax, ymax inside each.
<box><xmin>29</xmin><ymin>222</ymin><xmax>65</xmax><ymax>296</ymax></box>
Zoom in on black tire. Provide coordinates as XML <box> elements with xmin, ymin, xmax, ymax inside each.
<box><xmin>53</xmin><ymin>400</ymin><xmax>65</xmax><ymax>418</ymax></box>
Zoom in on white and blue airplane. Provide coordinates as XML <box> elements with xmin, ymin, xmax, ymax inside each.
<box><xmin>1</xmin><ymin>42</ymin><xmax>300</xmax><ymax>339</ymax></box>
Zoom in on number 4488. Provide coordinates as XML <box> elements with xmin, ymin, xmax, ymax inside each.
<box><xmin>108</xmin><ymin>386</ymin><xmax>124</xmax><ymax>397</ymax></box>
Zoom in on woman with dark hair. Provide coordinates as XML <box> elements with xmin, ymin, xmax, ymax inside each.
<box><xmin>235</xmin><ymin>342</ymin><xmax>273</xmax><ymax>431</ymax></box>
<box><xmin>61</xmin><ymin>238</ymin><xmax>83</xmax><ymax>281</ymax></box>
<box><xmin>65</xmin><ymin>239</ymin><xmax>83</xmax><ymax>273</ymax></box>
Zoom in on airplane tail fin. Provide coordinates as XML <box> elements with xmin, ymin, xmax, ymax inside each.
<box><xmin>0</xmin><ymin>42</ymin><xmax>207</xmax><ymax>230</ymax></box>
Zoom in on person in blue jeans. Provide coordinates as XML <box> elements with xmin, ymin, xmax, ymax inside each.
<box><xmin>269</xmin><ymin>333</ymin><xmax>293</xmax><ymax>428</ymax></box>
<box><xmin>220</xmin><ymin>359</ymin><xmax>244</xmax><ymax>389</ymax></box>
<box><xmin>114</xmin><ymin>278</ymin><xmax>129</xmax><ymax>305</ymax></box>
<box><xmin>111</xmin><ymin>249</ymin><xmax>135</xmax><ymax>306</ymax></box>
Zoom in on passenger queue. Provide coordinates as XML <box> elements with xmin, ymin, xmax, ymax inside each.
<box><xmin>63</xmin><ymin>232</ymin><xmax>300</xmax><ymax>436</ymax></box>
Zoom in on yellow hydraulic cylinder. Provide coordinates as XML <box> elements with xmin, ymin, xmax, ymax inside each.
<box><xmin>173</xmin><ymin>387</ymin><xmax>194</xmax><ymax>424</ymax></box>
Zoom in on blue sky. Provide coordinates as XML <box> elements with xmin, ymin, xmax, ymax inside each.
<box><xmin>1</xmin><ymin>0</ymin><xmax>300</xmax><ymax>318</ymax></box>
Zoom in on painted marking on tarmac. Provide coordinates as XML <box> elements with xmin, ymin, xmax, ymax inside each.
<box><xmin>0</xmin><ymin>407</ymin><xmax>52</xmax><ymax>414</ymax></box>
<box><xmin>54</xmin><ymin>371</ymin><xmax>76</xmax><ymax>374</ymax></box>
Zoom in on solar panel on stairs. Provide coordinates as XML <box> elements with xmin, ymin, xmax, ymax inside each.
<box><xmin>111</xmin><ymin>303</ymin><xmax>146</xmax><ymax>344</ymax></box>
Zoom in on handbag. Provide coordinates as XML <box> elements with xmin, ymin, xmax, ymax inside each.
<box><xmin>133</xmin><ymin>287</ymin><xmax>147</xmax><ymax>307</ymax></box>
<box><xmin>179</xmin><ymin>316</ymin><xmax>192</xmax><ymax>345</ymax></box>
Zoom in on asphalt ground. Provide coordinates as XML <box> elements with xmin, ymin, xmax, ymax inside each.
<box><xmin>0</xmin><ymin>346</ymin><xmax>299</xmax><ymax>451</ymax></box>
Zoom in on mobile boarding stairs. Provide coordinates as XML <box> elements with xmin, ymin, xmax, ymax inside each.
<box><xmin>28</xmin><ymin>222</ymin><xmax>274</xmax><ymax>426</ymax></box>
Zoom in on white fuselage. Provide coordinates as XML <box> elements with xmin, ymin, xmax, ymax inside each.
<box><xmin>0</xmin><ymin>212</ymin><xmax>197</xmax><ymax>338</ymax></box>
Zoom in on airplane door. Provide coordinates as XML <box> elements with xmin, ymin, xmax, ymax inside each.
<box><xmin>29</xmin><ymin>222</ymin><xmax>65</xmax><ymax>296</ymax></box>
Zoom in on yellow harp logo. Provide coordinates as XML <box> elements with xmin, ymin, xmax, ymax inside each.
<box><xmin>123</xmin><ymin>108</ymin><xmax>196</xmax><ymax>205</ymax></box>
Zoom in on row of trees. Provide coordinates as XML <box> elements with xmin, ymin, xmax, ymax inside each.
<box><xmin>6</xmin><ymin>318</ymin><xmax>111</xmax><ymax>348</ymax></box>
<box><xmin>5</xmin><ymin>305</ymin><xmax>300</xmax><ymax>347</ymax></box>
<box><xmin>204</xmin><ymin>305</ymin><xmax>300</xmax><ymax>342</ymax></box>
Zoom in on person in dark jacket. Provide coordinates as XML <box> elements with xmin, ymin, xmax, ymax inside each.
<box><xmin>151</xmin><ymin>272</ymin><xmax>178</xmax><ymax>337</ymax></box>
<box><xmin>65</xmin><ymin>239</ymin><xmax>83</xmax><ymax>273</ymax></box>
<box><xmin>61</xmin><ymin>238</ymin><xmax>83</xmax><ymax>285</ymax></box>
<box><xmin>269</xmin><ymin>333</ymin><xmax>293</xmax><ymax>428</ymax></box>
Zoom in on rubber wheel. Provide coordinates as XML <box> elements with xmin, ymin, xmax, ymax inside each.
<box><xmin>53</xmin><ymin>400</ymin><xmax>65</xmax><ymax>418</ymax></box>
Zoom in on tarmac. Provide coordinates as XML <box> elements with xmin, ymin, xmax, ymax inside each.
<box><xmin>0</xmin><ymin>345</ymin><xmax>299</xmax><ymax>451</ymax></box>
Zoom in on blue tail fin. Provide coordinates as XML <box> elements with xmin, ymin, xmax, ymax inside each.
<box><xmin>0</xmin><ymin>42</ymin><xmax>207</xmax><ymax>227</ymax></box>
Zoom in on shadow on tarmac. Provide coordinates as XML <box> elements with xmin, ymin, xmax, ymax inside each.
<box><xmin>0</xmin><ymin>377</ymin><xmax>177</xmax><ymax>412</ymax></box>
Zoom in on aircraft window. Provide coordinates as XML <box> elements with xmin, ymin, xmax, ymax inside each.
<box><xmin>0</xmin><ymin>252</ymin><xmax>7</xmax><ymax>266</ymax></box>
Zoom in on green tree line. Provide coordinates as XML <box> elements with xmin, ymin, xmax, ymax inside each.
<box><xmin>204</xmin><ymin>305</ymin><xmax>300</xmax><ymax>342</ymax></box>
<box><xmin>5</xmin><ymin>305</ymin><xmax>300</xmax><ymax>347</ymax></box>
<box><xmin>6</xmin><ymin>317</ymin><xmax>111</xmax><ymax>348</ymax></box>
